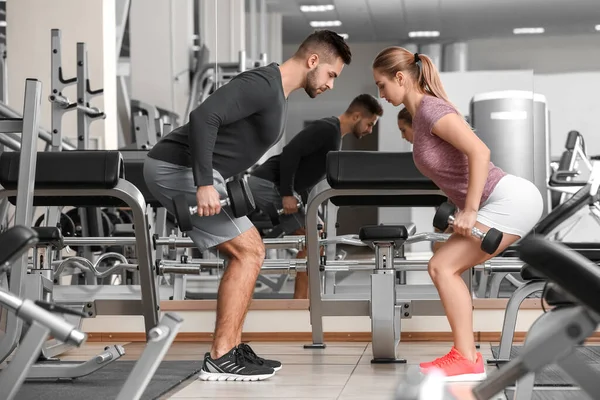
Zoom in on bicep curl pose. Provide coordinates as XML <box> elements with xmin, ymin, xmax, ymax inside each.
<box><xmin>249</xmin><ymin>93</ymin><xmax>383</xmax><ymax>299</ymax></box>
<box><xmin>372</xmin><ymin>48</ymin><xmax>543</xmax><ymax>381</ymax></box>
<box><xmin>143</xmin><ymin>30</ymin><xmax>352</xmax><ymax>382</ymax></box>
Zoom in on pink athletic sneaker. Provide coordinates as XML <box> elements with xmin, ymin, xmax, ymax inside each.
<box><xmin>419</xmin><ymin>347</ymin><xmax>487</xmax><ymax>382</ymax></box>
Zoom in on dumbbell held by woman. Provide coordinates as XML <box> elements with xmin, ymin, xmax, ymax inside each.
<box><xmin>433</xmin><ymin>202</ymin><xmax>503</xmax><ymax>254</ymax></box>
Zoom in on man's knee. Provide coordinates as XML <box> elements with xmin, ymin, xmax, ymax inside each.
<box><xmin>217</xmin><ymin>228</ymin><xmax>265</xmax><ymax>263</ymax></box>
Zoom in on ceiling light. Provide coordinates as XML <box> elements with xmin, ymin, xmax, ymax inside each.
<box><xmin>338</xmin><ymin>33</ymin><xmax>349</xmax><ymax>39</ymax></box>
<box><xmin>310</xmin><ymin>20</ymin><xmax>342</xmax><ymax>28</ymax></box>
<box><xmin>513</xmin><ymin>27</ymin><xmax>545</xmax><ymax>35</ymax></box>
<box><xmin>300</xmin><ymin>5</ymin><xmax>335</xmax><ymax>12</ymax></box>
<box><xmin>408</xmin><ymin>31</ymin><xmax>440</xmax><ymax>38</ymax></box>
<box><xmin>596</xmin><ymin>24</ymin><xmax>600</xmax><ymax>31</ymax></box>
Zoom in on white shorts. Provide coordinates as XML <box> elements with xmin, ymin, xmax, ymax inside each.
<box><xmin>476</xmin><ymin>174</ymin><xmax>544</xmax><ymax>238</ymax></box>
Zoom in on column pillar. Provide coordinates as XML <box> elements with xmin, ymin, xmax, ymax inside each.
<box><xmin>129</xmin><ymin>0</ymin><xmax>193</xmax><ymax>122</ymax></box>
<box><xmin>443</xmin><ymin>42</ymin><xmax>468</xmax><ymax>72</ymax></box>
<box><xmin>419</xmin><ymin>43</ymin><xmax>442</xmax><ymax>68</ymax></box>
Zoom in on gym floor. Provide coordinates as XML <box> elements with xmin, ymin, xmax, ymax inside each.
<box><xmin>61</xmin><ymin>341</ymin><xmax>507</xmax><ymax>399</ymax></box>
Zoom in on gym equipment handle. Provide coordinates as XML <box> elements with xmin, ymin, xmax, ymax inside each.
<box><xmin>447</xmin><ymin>214</ymin><xmax>485</xmax><ymax>240</ymax></box>
<box><xmin>188</xmin><ymin>198</ymin><xmax>230</xmax><ymax>215</ymax></box>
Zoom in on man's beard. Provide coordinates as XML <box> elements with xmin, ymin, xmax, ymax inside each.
<box><xmin>304</xmin><ymin>69</ymin><xmax>320</xmax><ymax>98</ymax></box>
<box><xmin>352</xmin><ymin>123</ymin><xmax>364</xmax><ymax>139</ymax></box>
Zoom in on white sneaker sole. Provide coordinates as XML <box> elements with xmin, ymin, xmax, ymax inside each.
<box><xmin>198</xmin><ymin>370</ymin><xmax>275</xmax><ymax>382</ymax></box>
<box><xmin>442</xmin><ymin>372</ymin><xmax>487</xmax><ymax>382</ymax></box>
<box><xmin>273</xmin><ymin>365</ymin><xmax>282</xmax><ymax>372</ymax></box>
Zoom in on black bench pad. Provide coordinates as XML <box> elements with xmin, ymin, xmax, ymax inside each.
<box><xmin>32</xmin><ymin>227</ymin><xmax>64</xmax><ymax>249</ymax></box>
<box><xmin>0</xmin><ymin>151</ymin><xmax>124</xmax><ymax>190</ymax></box>
<box><xmin>544</xmin><ymin>283</ymin><xmax>577</xmax><ymax>307</ymax></box>
<box><xmin>520</xmin><ymin>264</ymin><xmax>545</xmax><ymax>281</ymax></box>
<box><xmin>325</xmin><ymin>151</ymin><xmax>446</xmax><ymax>207</ymax></box>
<box><xmin>0</xmin><ymin>225</ymin><xmax>38</xmax><ymax>266</ymax></box>
<box><xmin>508</xmin><ymin>242</ymin><xmax>600</xmax><ymax>264</ymax></box>
<box><xmin>519</xmin><ymin>236</ymin><xmax>600</xmax><ymax>316</ymax></box>
<box><xmin>120</xmin><ymin>150</ymin><xmax>162</xmax><ymax>208</ymax></box>
<box><xmin>359</xmin><ymin>225</ymin><xmax>410</xmax><ymax>243</ymax></box>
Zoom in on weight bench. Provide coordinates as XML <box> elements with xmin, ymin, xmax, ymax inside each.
<box><xmin>489</xmin><ymin>182</ymin><xmax>600</xmax><ymax>365</ymax></box>
<box><xmin>473</xmin><ymin>237</ymin><xmax>600</xmax><ymax>400</ymax></box>
<box><xmin>0</xmin><ymin>150</ymin><xmax>159</xmax><ymax>339</ymax></box>
<box><xmin>0</xmin><ymin>225</ymin><xmax>39</xmax><ymax>272</ymax></box>
<box><xmin>305</xmin><ymin>151</ymin><xmax>447</xmax><ymax>359</ymax></box>
<box><xmin>359</xmin><ymin>224</ymin><xmax>412</xmax><ymax>363</ymax></box>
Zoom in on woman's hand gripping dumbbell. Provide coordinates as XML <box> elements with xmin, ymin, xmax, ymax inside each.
<box><xmin>433</xmin><ymin>202</ymin><xmax>503</xmax><ymax>254</ymax></box>
<box><xmin>172</xmin><ymin>179</ymin><xmax>255</xmax><ymax>232</ymax></box>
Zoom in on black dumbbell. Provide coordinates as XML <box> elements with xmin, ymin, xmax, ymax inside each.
<box><xmin>265</xmin><ymin>201</ymin><xmax>304</xmax><ymax>225</ymax></box>
<box><xmin>172</xmin><ymin>179</ymin><xmax>255</xmax><ymax>232</ymax></box>
<box><xmin>433</xmin><ymin>202</ymin><xmax>503</xmax><ymax>254</ymax></box>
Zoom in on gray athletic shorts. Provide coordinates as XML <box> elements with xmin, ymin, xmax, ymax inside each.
<box><xmin>143</xmin><ymin>156</ymin><xmax>254</xmax><ymax>251</ymax></box>
<box><xmin>247</xmin><ymin>175</ymin><xmax>305</xmax><ymax>234</ymax></box>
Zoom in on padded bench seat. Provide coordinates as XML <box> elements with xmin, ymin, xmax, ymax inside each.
<box><xmin>325</xmin><ymin>151</ymin><xmax>446</xmax><ymax>207</ymax></box>
<box><xmin>119</xmin><ymin>149</ymin><xmax>162</xmax><ymax>208</ymax></box>
<box><xmin>0</xmin><ymin>225</ymin><xmax>38</xmax><ymax>266</ymax></box>
<box><xmin>32</xmin><ymin>227</ymin><xmax>64</xmax><ymax>249</ymax></box>
<box><xmin>0</xmin><ymin>150</ymin><xmax>126</xmax><ymax>207</ymax></box>
<box><xmin>508</xmin><ymin>242</ymin><xmax>600</xmax><ymax>263</ymax></box>
<box><xmin>519</xmin><ymin>236</ymin><xmax>600</xmax><ymax>317</ymax></box>
<box><xmin>544</xmin><ymin>282</ymin><xmax>577</xmax><ymax>307</ymax></box>
<box><xmin>359</xmin><ymin>223</ymin><xmax>414</xmax><ymax>245</ymax></box>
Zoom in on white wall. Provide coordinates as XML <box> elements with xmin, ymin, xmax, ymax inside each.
<box><xmin>7</xmin><ymin>0</ymin><xmax>117</xmax><ymax>149</ymax></box>
<box><xmin>534</xmin><ymin>72</ymin><xmax>600</xmax><ymax>157</ymax></box>
<box><xmin>468</xmin><ymin>34</ymin><xmax>600</xmax><ymax>74</ymax></box>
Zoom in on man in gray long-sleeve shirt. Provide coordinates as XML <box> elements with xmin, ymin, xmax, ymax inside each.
<box><xmin>143</xmin><ymin>30</ymin><xmax>352</xmax><ymax>382</ymax></box>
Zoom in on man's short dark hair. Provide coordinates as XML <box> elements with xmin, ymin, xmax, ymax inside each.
<box><xmin>345</xmin><ymin>94</ymin><xmax>383</xmax><ymax>117</ymax></box>
<box><xmin>397</xmin><ymin>107</ymin><xmax>412</xmax><ymax>124</ymax></box>
<box><xmin>294</xmin><ymin>30</ymin><xmax>352</xmax><ymax>65</ymax></box>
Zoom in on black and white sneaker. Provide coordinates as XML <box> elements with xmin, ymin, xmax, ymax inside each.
<box><xmin>198</xmin><ymin>347</ymin><xmax>275</xmax><ymax>381</ymax></box>
<box><xmin>238</xmin><ymin>343</ymin><xmax>282</xmax><ymax>372</ymax></box>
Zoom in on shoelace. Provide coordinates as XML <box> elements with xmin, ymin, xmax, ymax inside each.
<box><xmin>432</xmin><ymin>351</ymin><xmax>459</xmax><ymax>367</ymax></box>
<box><xmin>234</xmin><ymin>348</ymin><xmax>251</xmax><ymax>367</ymax></box>
<box><xmin>238</xmin><ymin>344</ymin><xmax>265</xmax><ymax>365</ymax></box>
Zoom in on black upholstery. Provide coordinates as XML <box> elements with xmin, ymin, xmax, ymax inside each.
<box><xmin>0</xmin><ymin>151</ymin><xmax>124</xmax><ymax>190</ymax></box>
<box><xmin>32</xmin><ymin>227</ymin><xmax>64</xmax><ymax>249</ymax></box>
<box><xmin>519</xmin><ymin>236</ymin><xmax>600</xmax><ymax>316</ymax></box>
<box><xmin>120</xmin><ymin>150</ymin><xmax>162</xmax><ymax>208</ymax></box>
<box><xmin>0</xmin><ymin>151</ymin><xmax>126</xmax><ymax>207</ymax></box>
<box><xmin>325</xmin><ymin>151</ymin><xmax>446</xmax><ymax>207</ymax></box>
<box><xmin>544</xmin><ymin>282</ymin><xmax>576</xmax><ymax>307</ymax></box>
<box><xmin>359</xmin><ymin>225</ymin><xmax>409</xmax><ymax>243</ymax></box>
<box><xmin>506</xmin><ymin>242</ymin><xmax>600</xmax><ymax>262</ymax></box>
<box><xmin>530</xmin><ymin>184</ymin><xmax>597</xmax><ymax>235</ymax></box>
<box><xmin>0</xmin><ymin>225</ymin><xmax>38</xmax><ymax>266</ymax></box>
<box><xmin>520</xmin><ymin>264</ymin><xmax>545</xmax><ymax>281</ymax></box>
<box><xmin>565</xmin><ymin>130</ymin><xmax>581</xmax><ymax>151</ymax></box>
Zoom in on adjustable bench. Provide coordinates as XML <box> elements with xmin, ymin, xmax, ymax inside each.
<box><xmin>0</xmin><ymin>226</ymin><xmax>38</xmax><ymax>272</ymax></box>
<box><xmin>305</xmin><ymin>151</ymin><xmax>448</xmax><ymax>357</ymax></box>
<box><xmin>489</xmin><ymin>182</ymin><xmax>600</xmax><ymax>364</ymax></box>
<box><xmin>473</xmin><ymin>237</ymin><xmax>600</xmax><ymax>400</ymax></box>
<box><xmin>0</xmin><ymin>150</ymin><xmax>159</xmax><ymax>337</ymax></box>
<box><xmin>359</xmin><ymin>225</ymin><xmax>410</xmax><ymax>363</ymax></box>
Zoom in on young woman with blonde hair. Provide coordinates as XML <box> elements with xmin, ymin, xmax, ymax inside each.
<box><xmin>372</xmin><ymin>48</ymin><xmax>543</xmax><ymax>381</ymax></box>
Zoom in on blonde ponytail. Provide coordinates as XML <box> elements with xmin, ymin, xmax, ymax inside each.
<box><xmin>373</xmin><ymin>47</ymin><xmax>465</xmax><ymax>122</ymax></box>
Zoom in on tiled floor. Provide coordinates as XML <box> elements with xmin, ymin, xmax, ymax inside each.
<box><xmin>63</xmin><ymin>341</ymin><xmax>507</xmax><ymax>400</ymax></box>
